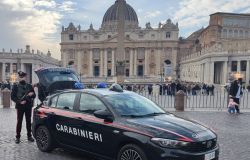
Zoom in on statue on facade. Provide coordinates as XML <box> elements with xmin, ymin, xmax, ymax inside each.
<box><xmin>146</xmin><ymin>22</ymin><xmax>152</xmax><ymax>29</ymax></box>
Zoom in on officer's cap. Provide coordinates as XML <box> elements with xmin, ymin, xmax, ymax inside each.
<box><xmin>18</xmin><ymin>71</ymin><xmax>27</xmax><ymax>78</ymax></box>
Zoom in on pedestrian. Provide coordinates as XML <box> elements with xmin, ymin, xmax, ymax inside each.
<box><xmin>11</xmin><ymin>71</ymin><xmax>36</xmax><ymax>144</ymax></box>
<box><xmin>229</xmin><ymin>78</ymin><xmax>243</xmax><ymax>114</ymax></box>
<box><xmin>228</xmin><ymin>98</ymin><xmax>237</xmax><ymax>114</ymax></box>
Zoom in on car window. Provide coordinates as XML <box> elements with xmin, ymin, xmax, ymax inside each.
<box><xmin>80</xmin><ymin>94</ymin><xmax>106</xmax><ymax>114</ymax></box>
<box><xmin>56</xmin><ymin>93</ymin><xmax>77</xmax><ymax>110</ymax></box>
<box><xmin>50</xmin><ymin>96</ymin><xmax>58</xmax><ymax>107</ymax></box>
<box><xmin>104</xmin><ymin>93</ymin><xmax>165</xmax><ymax>116</ymax></box>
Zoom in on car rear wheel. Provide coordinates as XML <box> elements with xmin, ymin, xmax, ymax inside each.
<box><xmin>35</xmin><ymin>126</ymin><xmax>54</xmax><ymax>152</ymax></box>
<box><xmin>117</xmin><ymin>144</ymin><xmax>147</xmax><ymax>160</ymax></box>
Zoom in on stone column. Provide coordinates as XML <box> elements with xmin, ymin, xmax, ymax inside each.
<box><xmin>133</xmin><ymin>49</ymin><xmax>137</xmax><ymax>76</ymax></box>
<box><xmin>156</xmin><ymin>49</ymin><xmax>161</xmax><ymax>75</ymax></box>
<box><xmin>237</xmin><ymin>60</ymin><xmax>241</xmax><ymax>72</ymax></box>
<box><xmin>210</xmin><ymin>61</ymin><xmax>215</xmax><ymax>84</ymax></box>
<box><xmin>129</xmin><ymin>49</ymin><xmax>134</xmax><ymax>77</ymax></box>
<box><xmin>104</xmin><ymin>49</ymin><xmax>107</xmax><ymax>77</ymax></box>
<box><xmin>2</xmin><ymin>63</ymin><xmax>6</xmax><ymax>81</ymax></box>
<box><xmin>246</xmin><ymin>60</ymin><xmax>250</xmax><ymax>84</ymax></box>
<box><xmin>144</xmin><ymin>49</ymin><xmax>149</xmax><ymax>76</ymax></box>
<box><xmin>77</xmin><ymin>50</ymin><xmax>81</xmax><ymax>75</ymax></box>
<box><xmin>10</xmin><ymin>63</ymin><xmax>13</xmax><ymax>74</ymax></box>
<box><xmin>111</xmin><ymin>49</ymin><xmax>115</xmax><ymax>76</ymax></box>
<box><xmin>100</xmin><ymin>49</ymin><xmax>104</xmax><ymax>77</ymax></box>
<box><xmin>21</xmin><ymin>63</ymin><xmax>25</xmax><ymax>72</ymax></box>
<box><xmin>89</xmin><ymin>49</ymin><xmax>93</xmax><ymax>77</ymax></box>
<box><xmin>223</xmin><ymin>61</ymin><xmax>228</xmax><ymax>84</ymax></box>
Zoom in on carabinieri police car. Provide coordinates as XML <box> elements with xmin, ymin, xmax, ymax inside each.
<box><xmin>32</xmin><ymin>68</ymin><xmax>219</xmax><ymax>160</ymax></box>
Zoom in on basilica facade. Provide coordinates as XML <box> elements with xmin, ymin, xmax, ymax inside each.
<box><xmin>61</xmin><ymin>0</ymin><xmax>179</xmax><ymax>83</ymax></box>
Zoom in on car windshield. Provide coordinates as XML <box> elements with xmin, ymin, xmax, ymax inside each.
<box><xmin>41</xmin><ymin>71</ymin><xmax>79</xmax><ymax>86</ymax></box>
<box><xmin>104</xmin><ymin>93</ymin><xmax>166</xmax><ymax>117</ymax></box>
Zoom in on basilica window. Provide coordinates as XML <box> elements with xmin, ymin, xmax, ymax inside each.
<box><xmin>94</xmin><ymin>66</ymin><xmax>100</xmax><ymax>77</ymax></box>
<box><xmin>93</xmin><ymin>48</ymin><xmax>100</xmax><ymax>60</ymax></box>
<box><xmin>126</xmin><ymin>35</ymin><xmax>130</xmax><ymax>38</ymax></box>
<box><xmin>151</xmin><ymin>34</ymin><xmax>155</xmax><ymax>38</ymax></box>
<box><xmin>166</xmin><ymin>32</ymin><xmax>171</xmax><ymax>38</ymax></box>
<box><xmin>241</xmin><ymin>61</ymin><xmax>247</xmax><ymax>71</ymax></box>
<box><xmin>231</xmin><ymin>61</ymin><xmax>237</xmax><ymax>71</ymax></box>
<box><xmin>107</xmin><ymin>69</ymin><xmax>111</xmax><ymax>77</ymax></box>
<box><xmin>69</xmin><ymin>34</ymin><xmax>74</xmax><ymax>40</ymax></box>
<box><xmin>137</xmin><ymin>48</ymin><xmax>145</xmax><ymax>60</ymax></box>
<box><xmin>107</xmin><ymin>48</ymin><xmax>112</xmax><ymax>59</ymax></box>
<box><xmin>125</xmin><ymin>48</ymin><xmax>130</xmax><ymax>60</ymax></box>
<box><xmin>137</xmin><ymin>65</ymin><xmax>144</xmax><ymax>76</ymax></box>
<box><xmin>108</xmin><ymin>35</ymin><xmax>111</xmax><ymax>39</ymax></box>
<box><xmin>126</xmin><ymin>69</ymin><xmax>130</xmax><ymax>77</ymax></box>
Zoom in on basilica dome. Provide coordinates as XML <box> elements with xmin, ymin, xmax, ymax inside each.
<box><xmin>101</xmin><ymin>0</ymin><xmax>139</xmax><ymax>30</ymax></box>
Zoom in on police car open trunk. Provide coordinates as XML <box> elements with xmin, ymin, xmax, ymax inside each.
<box><xmin>35</xmin><ymin>68</ymin><xmax>80</xmax><ymax>102</ymax></box>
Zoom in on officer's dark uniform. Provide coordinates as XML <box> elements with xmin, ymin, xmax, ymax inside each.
<box><xmin>11</xmin><ymin>71</ymin><xmax>36</xmax><ymax>143</ymax></box>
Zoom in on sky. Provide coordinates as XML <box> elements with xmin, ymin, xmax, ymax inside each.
<box><xmin>0</xmin><ymin>0</ymin><xmax>250</xmax><ymax>60</ymax></box>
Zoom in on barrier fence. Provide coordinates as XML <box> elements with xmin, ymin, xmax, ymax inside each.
<box><xmin>1</xmin><ymin>84</ymin><xmax>249</xmax><ymax>110</ymax></box>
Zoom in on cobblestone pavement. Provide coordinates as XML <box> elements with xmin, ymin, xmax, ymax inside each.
<box><xmin>0</xmin><ymin>108</ymin><xmax>250</xmax><ymax>160</ymax></box>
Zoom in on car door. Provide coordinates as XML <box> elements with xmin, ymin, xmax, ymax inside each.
<box><xmin>74</xmin><ymin>93</ymin><xmax>122</xmax><ymax>158</ymax></box>
<box><xmin>49</xmin><ymin>92</ymin><xmax>81</xmax><ymax>146</ymax></box>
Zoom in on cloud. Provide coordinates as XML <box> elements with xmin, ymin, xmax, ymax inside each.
<box><xmin>145</xmin><ymin>10</ymin><xmax>161</xmax><ymax>18</ymax></box>
<box><xmin>34</xmin><ymin>0</ymin><xmax>57</xmax><ymax>8</ymax></box>
<box><xmin>173</xmin><ymin>0</ymin><xmax>250</xmax><ymax>37</ymax></box>
<box><xmin>0</xmin><ymin>0</ymin><xmax>77</xmax><ymax>59</ymax></box>
<box><xmin>59</xmin><ymin>1</ymin><xmax>76</xmax><ymax>12</ymax></box>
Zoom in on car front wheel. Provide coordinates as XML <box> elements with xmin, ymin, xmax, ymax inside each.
<box><xmin>35</xmin><ymin>126</ymin><xmax>54</xmax><ymax>152</ymax></box>
<box><xmin>117</xmin><ymin>144</ymin><xmax>148</xmax><ymax>160</ymax></box>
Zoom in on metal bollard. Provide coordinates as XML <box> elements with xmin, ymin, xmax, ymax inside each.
<box><xmin>175</xmin><ymin>90</ymin><xmax>185</xmax><ymax>111</ymax></box>
<box><xmin>1</xmin><ymin>88</ymin><xmax>11</xmax><ymax>108</ymax></box>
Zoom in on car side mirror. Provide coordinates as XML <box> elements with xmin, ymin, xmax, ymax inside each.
<box><xmin>94</xmin><ymin>109</ymin><xmax>113</xmax><ymax>122</ymax></box>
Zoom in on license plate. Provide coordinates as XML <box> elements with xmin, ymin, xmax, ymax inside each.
<box><xmin>204</xmin><ymin>151</ymin><xmax>215</xmax><ymax>160</ymax></box>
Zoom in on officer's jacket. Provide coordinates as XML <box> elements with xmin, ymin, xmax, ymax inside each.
<box><xmin>11</xmin><ymin>82</ymin><xmax>36</xmax><ymax>109</ymax></box>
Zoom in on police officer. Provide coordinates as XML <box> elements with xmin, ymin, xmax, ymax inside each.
<box><xmin>11</xmin><ymin>71</ymin><xmax>36</xmax><ymax>144</ymax></box>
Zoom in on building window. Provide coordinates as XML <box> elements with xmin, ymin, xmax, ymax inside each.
<box><xmin>231</xmin><ymin>61</ymin><xmax>237</xmax><ymax>71</ymax></box>
<box><xmin>108</xmin><ymin>35</ymin><xmax>111</xmax><ymax>39</ymax></box>
<box><xmin>126</xmin><ymin>35</ymin><xmax>130</xmax><ymax>38</ymax></box>
<box><xmin>234</xmin><ymin>30</ymin><xmax>238</xmax><ymax>38</ymax></box>
<box><xmin>137</xmin><ymin>65</ymin><xmax>144</xmax><ymax>76</ymax></box>
<box><xmin>228</xmin><ymin>30</ymin><xmax>233</xmax><ymax>38</ymax></box>
<box><xmin>107</xmin><ymin>69</ymin><xmax>111</xmax><ymax>77</ymax></box>
<box><xmin>94</xmin><ymin>66</ymin><xmax>100</xmax><ymax>77</ymax></box>
<box><xmin>151</xmin><ymin>34</ymin><xmax>155</xmax><ymax>38</ymax></box>
<box><xmin>239</xmin><ymin>30</ymin><xmax>243</xmax><ymax>38</ymax></box>
<box><xmin>241</xmin><ymin>61</ymin><xmax>247</xmax><ymax>71</ymax></box>
<box><xmin>139</xmin><ymin>34</ymin><xmax>144</xmax><ymax>39</ymax></box>
<box><xmin>126</xmin><ymin>60</ymin><xmax>130</xmax><ymax>63</ymax></box>
<box><xmin>126</xmin><ymin>69</ymin><xmax>129</xmax><ymax>77</ymax></box>
<box><xmin>166</xmin><ymin>32</ymin><xmax>171</xmax><ymax>38</ymax></box>
<box><xmin>108</xmin><ymin>61</ymin><xmax>111</xmax><ymax>63</ymax></box>
<box><xmin>84</xmin><ymin>36</ymin><xmax>87</xmax><ymax>40</ymax></box>
<box><xmin>222</xmin><ymin>29</ymin><xmax>227</xmax><ymax>38</ymax></box>
<box><xmin>69</xmin><ymin>34</ymin><xmax>74</xmax><ymax>40</ymax></box>
<box><xmin>94</xmin><ymin>61</ymin><xmax>99</xmax><ymax>64</ymax></box>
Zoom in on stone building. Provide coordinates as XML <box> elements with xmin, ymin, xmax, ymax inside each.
<box><xmin>0</xmin><ymin>45</ymin><xmax>60</xmax><ymax>84</ymax></box>
<box><xmin>179</xmin><ymin>12</ymin><xmax>250</xmax><ymax>85</ymax></box>
<box><xmin>61</xmin><ymin>0</ymin><xmax>179</xmax><ymax>83</ymax></box>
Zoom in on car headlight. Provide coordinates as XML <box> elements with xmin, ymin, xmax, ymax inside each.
<box><xmin>151</xmin><ymin>138</ymin><xmax>190</xmax><ymax>148</ymax></box>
